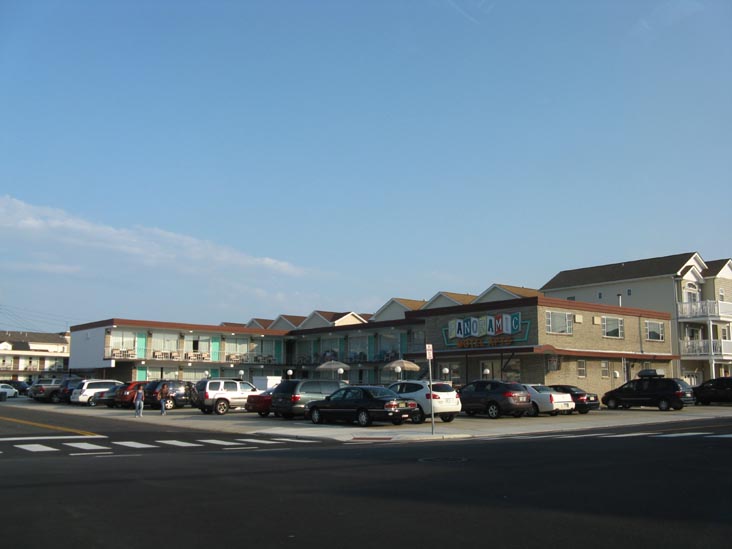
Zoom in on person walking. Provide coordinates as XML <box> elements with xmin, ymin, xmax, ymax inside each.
<box><xmin>158</xmin><ymin>382</ymin><xmax>170</xmax><ymax>416</ymax></box>
<box><xmin>134</xmin><ymin>383</ymin><xmax>145</xmax><ymax>417</ymax></box>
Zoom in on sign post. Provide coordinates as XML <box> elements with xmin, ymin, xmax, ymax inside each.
<box><xmin>426</xmin><ymin>344</ymin><xmax>434</xmax><ymax>435</ymax></box>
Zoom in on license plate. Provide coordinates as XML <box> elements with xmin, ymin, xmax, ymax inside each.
<box><xmin>400</xmin><ymin>413</ymin><xmax>409</xmax><ymax>418</ymax></box>
<box><xmin>588</xmin><ymin>396</ymin><xmax>597</xmax><ymax>401</ymax></box>
<box><xmin>518</xmin><ymin>397</ymin><xmax>526</xmax><ymax>402</ymax></box>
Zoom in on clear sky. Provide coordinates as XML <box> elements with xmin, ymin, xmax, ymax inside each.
<box><xmin>1</xmin><ymin>0</ymin><xmax>730</xmax><ymax>332</ymax></box>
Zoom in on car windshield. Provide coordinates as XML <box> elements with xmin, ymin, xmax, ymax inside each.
<box><xmin>368</xmin><ymin>387</ymin><xmax>399</xmax><ymax>398</ymax></box>
<box><xmin>273</xmin><ymin>381</ymin><xmax>298</xmax><ymax>393</ymax></box>
<box><xmin>431</xmin><ymin>383</ymin><xmax>454</xmax><ymax>393</ymax></box>
<box><xmin>530</xmin><ymin>385</ymin><xmax>552</xmax><ymax>393</ymax></box>
<box><xmin>675</xmin><ymin>379</ymin><xmax>692</xmax><ymax>390</ymax></box>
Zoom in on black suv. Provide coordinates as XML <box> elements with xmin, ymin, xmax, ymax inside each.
<box><xmin>602</xmin><ymin>369</ymin><xmax>695</xmax><ymax>411</ymax></box>
<box><xmin>144</xmin><ymin>380</ymin><xmax>194</xmax><ymax>410</ymax></box>
<box><xmin>458</xmin><ymin>380</ymin><xmax>532</xmax><ymax>419</ymax></box>
<box><xmin>693</xmin><ymin>377</ymin><xmax>732</xmax><ymax>405</ymax></box>
<box><xmin>270</xmin><ymin>379</ymin><xmax>347</xmax><ymax>418</ymax></box>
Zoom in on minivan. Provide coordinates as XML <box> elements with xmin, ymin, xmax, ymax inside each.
<box><xmin>602</xmin><ymin>369</ymin><xmax>695</xmax><ymax>411</ymax></box>
<box><xmin>70</xmin><ymin>379</ymin><xmax>124</xmax><ymax>406</ymax></box>
<box><xmin>270</xmin><ymin>379</ymin><xmax>347</xmax><ymax>418</ymax></box>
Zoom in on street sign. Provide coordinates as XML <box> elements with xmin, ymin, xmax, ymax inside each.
<box><xmin>425</xmin><ymin>343</ymin><xmax>433</xmax><ymax>360</ymax></box>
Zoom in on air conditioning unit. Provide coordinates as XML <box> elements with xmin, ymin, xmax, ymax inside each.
<box><xmin>574</xmin><ymin>314</ymin><xmax>583</xmax><ymax>323</ymax></box>
<box><xmin>592</xmin><ymin>316</ymin><xmax>601</xmax><ymax>325</ymax></box>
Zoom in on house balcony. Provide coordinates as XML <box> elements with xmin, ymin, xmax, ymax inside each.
<box><xmin>104</xmin><ymin>348</ymin><xmax>278</xmax><ymax>364</ymax></box>
<box><xmin>677</xmin><ymin>300</ymin><xmax>732</xmax><ymax>321</ymax></box>
<box><xmin>680</xmin><ymin>339</ymin><xmax>732</xmax><ymax>358</ymax></box>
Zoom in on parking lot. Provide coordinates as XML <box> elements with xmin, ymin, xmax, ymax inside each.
<box><xmin>3</xmin><ymin>396</ymin><xmax>732</xmax><ymax>442</ymax></box>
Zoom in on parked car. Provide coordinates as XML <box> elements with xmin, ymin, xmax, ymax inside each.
<box><xmin>548</xmin><ymin>384</ymin><xmax>600</xmax><ymax>414</ymax></box>
<box><xmin>71</xmin><ymin>379</ymin><xmax>124</xmax><ymax>406</ymax></box>
<box><xmin>308</xmin><ymin>386</ymin><xmax>419</xmax><ymax>426</ymax></box>
<box><xmin>194</xmin><ymin>378</ymin><xmax>262</xmax><ymax>415</ymax></box>
<box><xmin>693</xmin><ymin>377</ymin><xmax>732</xmax><ymax>405</ymax></box>
<box><xmin>270</xmin><ymin>379</ymin><xmax>348</xmax><ymax>419</ymax></box>
<box><xmin>97</xmin><ymin>386</ymin><xmax>119</xmax><ymax>408</ymax></box>
<box><xmin>0</xmin><ymin>380</ymin><xmax>30</xmax><ymax>395</ymax></box>
<box><xmin>114</xmin><ymin>381</ymin><xmax>148</xmax><ymax>409</ymax></box>
<box><xmin>28</xmin><ymin>378</ymin><xmax>65</xmax><ymax>402</ymax></box>
<box><xmin>0</xmin><ymin>383</ymin><xmax>19</xmax><ymax>398</ymax></box>
<box><xmin>144</xmin><ymin>380</ymin><xmax>195</xmax><ymax>410</ymax></box>
<box><xmin>245</xmin><ymin>388</ymin><xmax>276</xmax><ymax>417</ymax></box>
<box><xmin>387</xmin><ymin>380</ymin><xmax>461</xmax><ymax>423</ymax></box>
<box><xmin>458</xmin><ymin>380</ymin><xmax>532</xmax><ymax>419</ymax></box>
<box><xmin>52</xmin><ymin>379</ymin><xmax>83</xmax><ymax>404</ymax></box>
<box><xmin>601</xmin><ymin>369</ymin><xmax>695</xmax><ymax>411</ymax></box>
<box><xmin>522</xmin><ymin>383</ymin><xmax>575</xmax><ymax>416</ymax></box>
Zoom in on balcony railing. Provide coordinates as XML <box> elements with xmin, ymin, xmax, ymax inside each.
<box><xmin>680</xmin><ymin>339</ymin><xmax>732</xmax><ymax>357</ymax></box>
<box><xmin>677</xmin><ymin>300</ymin><xmax>732</xmax><ymax>319</ymax></box>
<box><xmin>105</xmin><ymin>348</ymin><xmax>278</xmax><ymax>364</ymax></box>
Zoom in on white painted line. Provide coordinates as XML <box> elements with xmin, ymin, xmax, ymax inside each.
<box><xmin>64</xmin><ymin>442</ymin><xmax>112</xmax><ymax>451</ymax></box>
<box><xmin>15</xmin><ymin>444</ymin><xmax>59</xmax><ymax>452</ymax></box>
<box><xmin>706</xmin><ymin>434</ymin><xmax>732</xmax><ymax>438</ymax></box>
<box><xmin>271</xmin><ymin>438</ymin><xmax>320</xmax><ymax>443</ymax></box>
<box><xmin>601</xmin><ymin>432</ymin><xmax>657</xmax><ymax>438</ymax></box>
<box><xmin>235</xmin><ymin>439</ymin><xmax>283</xmax><ymax>445</ymax></box>
<box><xmin>156</xmin><ymin>440</ymin><xmax>204</xmax><ymax>447</ymax></box>
<box><xmin>653</xmin><ymin>432</ymin><xmax>713</xmax><ymax>438</ymax></box>
<box><xmin>222</xmin><ymin>446</ymin><xmax>255</xmax><ymax>450</ymax></box>
<box><xmin>70</xmin><ymin>452</ymin><xmax>113</xmax><ymax>456</ymax></box>
<box><xmin>557</xmin><ymin>434</ymin><xmax>610</xmax><ymax>438</ymax></box>
<box><xmin>113</xmin><ymin>441</ymin><xmax>159</xmax><ymax>449</ymax></box>
<box><xmin>0</xmin><ymin>435</ymin><xmax>107</xmax><ymax>442</ymax></box>
<box><xmin>196</xmin><ymin>439</ymin><xmax>245</xmax><ymax>446</ymax></box>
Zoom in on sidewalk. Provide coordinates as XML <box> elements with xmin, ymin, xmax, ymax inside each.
<box><xmin>3</xmin><ymin>397</ymin><xmax>732</xmax><ymax>442</ymax></box>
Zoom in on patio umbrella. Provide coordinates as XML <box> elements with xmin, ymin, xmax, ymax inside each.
<box><xmin>383</xmin><ymin>359</ymin><xmax>421</xmax><ymax>372</ymax></box>
<box><xmin>315</xmin><ymin>360</ymin><xmax>351</xmax><ymax>371</ymax></box>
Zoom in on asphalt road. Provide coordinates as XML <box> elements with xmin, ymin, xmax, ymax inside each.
<box><xmin>1</xmin><ymin>398</ymin><xmax>732</xmax><ymax>548</ymax></box>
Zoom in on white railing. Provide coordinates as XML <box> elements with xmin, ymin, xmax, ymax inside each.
<box><xmin>677</xmin><ymin>300</ymin><xmax>732</xmax><ymax>319</ymax></box>
<box><xmin>680</xmin><ymin>339</ymin><xmax>732</xmax><ymax>357</ymax></box>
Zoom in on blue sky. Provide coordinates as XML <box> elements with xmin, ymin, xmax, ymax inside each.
<box><xmin>1</xmin><ymin>0</ymin><xmax>730</xmax><ymax>332</ymax></box>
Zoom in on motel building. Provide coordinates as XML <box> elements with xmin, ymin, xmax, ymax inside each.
<box><xmin>401</xmin><ymin>296</ymin><xmax>675</xmax><ymax>396</ymax></box>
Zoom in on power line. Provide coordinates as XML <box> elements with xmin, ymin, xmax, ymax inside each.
<box><xmin>0</xmin><ymin>304</ymin><xmax>87</xmax><ymax>333</ymax></box>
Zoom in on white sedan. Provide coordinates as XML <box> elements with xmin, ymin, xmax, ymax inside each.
<box><xmin>387</xmin><ymin>380</ymin><xmax>461</xmax><ymax>423</ymax></box>
<box><xmin>0</xmin><ymin>383</ymin><xmax>20</xmax><ymax>398</ymax></box>
<box><xmin>522</xmin><ymin>383</ymin><xmax>575</xmax><ymax>416</ymax></box>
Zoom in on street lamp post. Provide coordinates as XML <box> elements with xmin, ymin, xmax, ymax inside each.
<box><xmin>394</xmin><ymin>365</ymin><xmax>402</xmax><ymax>381</ymax></box>
<box><xmin>442</xmin><ymin>367</ymin><xmax>449</xmax><ymax>381</ymax></box>
<box><xmin>483</xmin><ymin>368</ymin><xmax>490</xmax><ymax>380</ymax></box>
<box><xmin>286</xmin><ymin>369</ymin><xmax>293</xmax><ymax>380</ymax></box>
<box><xmin>337</xmin><ymin>367</ymin><xmax>344</xmax><ymax>381</ymax></box>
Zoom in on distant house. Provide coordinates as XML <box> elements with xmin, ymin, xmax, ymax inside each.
<box><xmin>0</xmin><ymin>331</ymin><xmax>70</xmax><ymax>382</ymax></box>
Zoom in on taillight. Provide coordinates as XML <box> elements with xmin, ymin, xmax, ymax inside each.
<box><xmin>204</xmin><ymin>391</ymin><xmax>210</xmax><ymax>399</ymax></box>
<box><xmin>456</xmin><ymin>393</ymin><xmax>461</xmax><ymax>399</ymax></box>
<box><xmin>39</xmin><ymin>387</ymin><xmax>45</xmax><ymax>394</ymax></box>
<box><xmin>550</xmin><ymin>394</ymin><xmax>554</xmax><ymax>404</ymax></box>
<box><xmin>426</xmin><ymin>393</ymin><xmax>441</xmax><ymax>400</ymax></box>
<box><xmin>503</xmin><ymin>391</ymin><xmax>516</xmax><ymax>398</ymax></box>
<box><xmin>408</xmin><ymin>401</ymin><xmax>417</xmax><ymax>408</ymax></box>
<box><xmin>675</xmin><ymin>391</ymin><xmax>684</xmax><ymax>397</ymax></box>
<box><xmin>384</xmin><ymin>401</ymin><xmax>398</xmax><ymax>410</ymax></box>
<box><xmin>291</xmin><ymin>394</ymin><xmax>301</xmax><ymax>403</ymax></box>
<box><xmin>577</xmin><ymin>395</ymin><xmax>587</xmax><ymax>401</ymax></box>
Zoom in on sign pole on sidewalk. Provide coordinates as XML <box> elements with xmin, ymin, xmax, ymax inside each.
<box><xmin>426</xmin><ymin>344</ymin><xmax>434</xmax><ymax>435</ymax></box>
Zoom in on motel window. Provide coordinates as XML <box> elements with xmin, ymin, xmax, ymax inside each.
<box><xmin>627</xmin><ymin>289</ymin><xmax>632</xmax><ymax>296</ymax></box>
<box><xmin>601</xmin><ymin>360</ymin><xmax>610</xmax><ymax>378</ymax></box>
<box><xmin>577</xmin><ymin>360</ymin><xmax>586</xmax><ymax>378</ymax></box>
<box><xmin>722</xmin><ymin>326</ymin><xmax>730</xmax><ymax>341</ymax></box>
<box><xmin>602</xmin><ymin>317</ymin><xmax>624</xmax><ymax>338</ymax></box>
<box><xmin>598</xmin><ymin>292</ymin><xmax>603</xmax><ymax>299</ymax></box>
<box><xmin>721</xmin><ymin>288</ymin><xmax>726</xmax><ymax>301</ymax></box>
<box><xmin>546</xmin><ymin>311</ymin><xmax>573</xmax><ymax>335</ymax></box>
<box><xmin>645</xmin><ymin>321</ymin><xmax>665</xmax><ymax>342</ymax></box>
<box><xmin>110</xmin><ymin>330</ymin><xmax>137</xmax><ymax>350</ymax></box>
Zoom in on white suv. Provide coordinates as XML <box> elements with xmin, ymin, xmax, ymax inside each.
<box><xmin>194</xmin><ymin>378</ymin><xmax>262</xmax><ymax>415</ymax></box>
<box><xmin>70</xmin><ymin>379</ymin><xmax>124</xmax><ymax>406</ymax></box>
<box><xmin>387</xmin><ymin>380</ymin><xmax>461</xmax><ymax>423</ymax></box>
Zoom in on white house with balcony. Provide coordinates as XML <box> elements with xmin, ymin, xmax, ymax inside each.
<box><xmin>540</xmin><ymin>252</ymin><xmax>732</xmax><ymax>384</ymax></box>
<box><xmin>0</xmin><ymin>331</ymin><xmax>70</xmax><ymax>382</ymax></box>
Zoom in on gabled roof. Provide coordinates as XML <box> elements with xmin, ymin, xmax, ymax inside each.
<box><xmin>422</xmin><ymin>291</ymin><xmax>478</xmax><ymax>309</ymax></box>
<box><xmin>393</xmin><ymin>298</ymin><xmax>428</xmax><ymax>310</ymax></box>
<box><xmin>702</xmin><ymin>259</ymin><xmax>732</xmax><ymax>277</ymax></box>
<box><xmin>0</xmin><ymin>331</ymin><xmax>69</xmax><ymax>345</ymax></box>
<box><xmin>246</xmin><ymin>318</ymin><xmax>274</xmax><ymax>329</ymax></box>
<box><xmin>270</xmin><ymin>314</ymin><xmax>307</xmax><ymax>329</ymax></box>
<box><xmin>541</xmin><ymin>252</ymin><xmax>704</xmax><ymax>290</ymax></box>
<box><xmin>495</xmin><ymin>284</ymin><xmax>542</xmax><ymax>298</ymax></box>
<box><xmin>371</xmin><ymin>297</ymin><xmax>428</xmax><ymax>321</ymax></box>
<box><xmin>475</xmin><ymin>284</ymin><xmax>542</xmax><ymax>303</ymax></box>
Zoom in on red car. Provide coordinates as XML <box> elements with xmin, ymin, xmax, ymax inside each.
<box><xmin>245</xmin><ymin>388</ymin><xmax>275</xmax><ymax>417</ymax></box>
<box><xmin>114</xmin><ymin>381</ymin><xmax>147</xmax><ymax>409</ymax></box>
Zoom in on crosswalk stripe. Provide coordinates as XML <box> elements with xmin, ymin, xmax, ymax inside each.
<box><xmin>113</xmin><ymin>441</ymin><xmax>160</xmax><ymax>449</ymax></box>
<box><xmin>15</xmin><ymin>444</ymin><xmax>59</xmax><ymax>452</ymax></box>
<box><xmin>706</xmin><ymin>434</ymin><xmax>732</xmax><ymax>438</ymax></box>
<box><xmin>235</xmin><ymin>438</ymin><xmax>283</xmax><ymax>445</ymax></box>
<box><xmin>156</xmin><ymin>440</ymin><xmax>204</xmax><ymax>447</ymax></box>
<box><xmin>64</xmin><ymin>442</ymin><xmax>112</xmax><ymax>451</ymax></box>
<box><xmin>601</xmin><ymin>432</ymin><xmax>657</xmax><ymax>438</ymax></box>
<box><xmin>653</xmin><ymin>432</ymin><xmax>713</xmax><ymax>438</ymax></box>
<box><xmin>196</xmin><ymin>439</ymin><xmax>246</xmax><ymax>446</ymax></box>
<box><xmin>271</xmin><ymin>438</ymin><xmax>320</xmax><ymax>443</ymax></box>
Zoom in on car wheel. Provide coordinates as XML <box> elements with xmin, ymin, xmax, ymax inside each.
<box><xmin>257</xmin><ymin>411</ymin><xmax>270</xmax><ymax>417</ymax></box>
<box><xmin>486</xmin><ymin>402</ymin><xmax>501</xmax><ymax>419</ymax></box>
<box><xmin>311</xmin><ymin>407</ymin><xmax>323</xmax><ymax>424</ymax></box>
<box><xmin>578</xmin><ymin>409</ymin><xmax>589</xmax><ymax>414</ymax></box>
<box><xmin>88</xmin><ymin>396</ymin><xmax>96</xmax><ymax>407</ymax></box>
<box><xmin>439</xmin><ymin>413</ymin><xmax>456</xmax><ymax>423</ymax></box>
<box><xmin>411</xmin><ymin>406</ymin><xmax>426</xmax><ymax>424</ymax></box>
<box><xmin>513</xmin><ymin>411</ymin><xmax>524</xmax><ymax>418</ymax></box>
<box><xmin>671</xmin><ymin>402</ymin><xmax>684</xmax><ymax>411</ymax></box>
<box><xmin>658</xmin><ymin>399</ymin><xmax>670</xmax><ymax>411</ymax></box>
<box><xmin>465</xmin><ymin>409</ymin><xmax>477</xmax><ymax>416</ymax></box>
<box><xmin>606</xmin><ymin>398</ymin><xmax>619</xmax><ymax>410</ymax></box>
<box><xmin>201</xmin><ymin>407</ymin><xmax>213</xmax><ymax>415</ymax></box>
<box><xmin>50</xmin><ymin>392</ymin><xmax>61</xmax><ymax>404</ymax></box>
<box><xmin>214</xmin><ymin>399</ymin><xmax>230</xmax><ymax>415</ymax></box>
<box><xmin>356</xmin><ymin>409</ymin><xmax>372</xmax><ymax>427</ymax></box>
<box><xmin>164</xmin><ymin>398</ymin><xmax>175</xmax><ymax>411</ymax></box>
<box><xmin>549</xmin><ymin>411</ymin><xmax>559</xmax><ymax>416</ymax></box>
